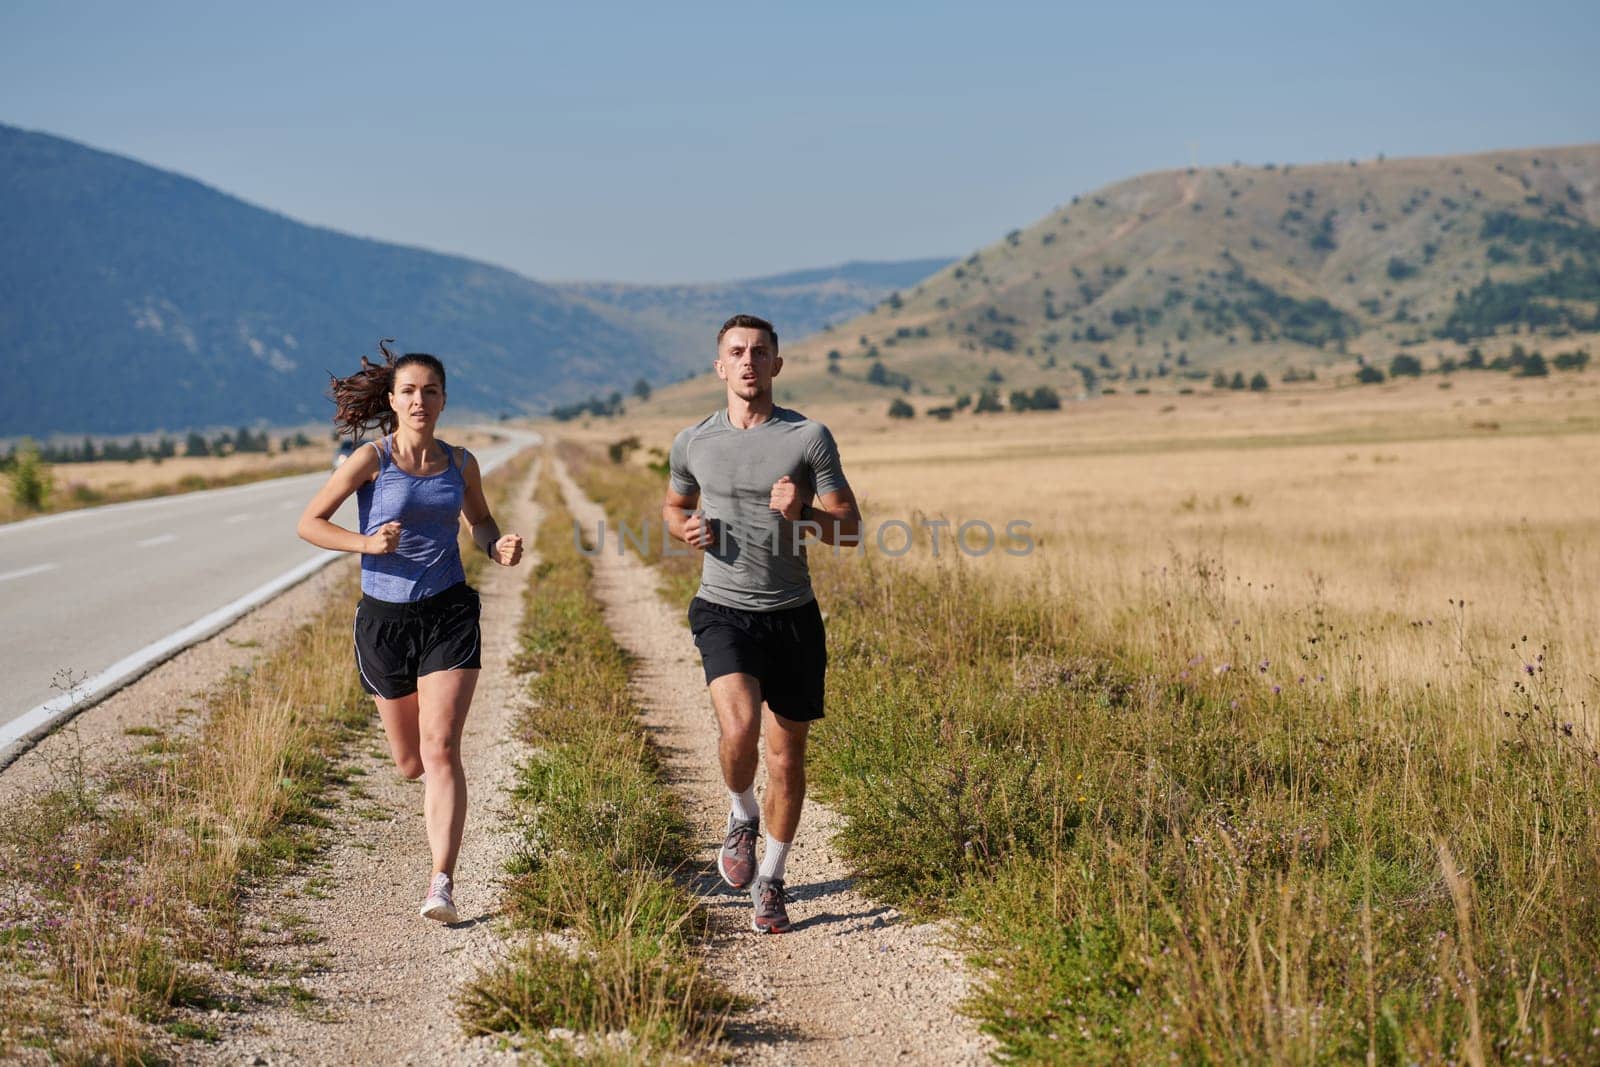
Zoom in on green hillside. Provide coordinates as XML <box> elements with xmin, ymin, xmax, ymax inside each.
<box><xmin>659</xmin><ymin>144</ymin><xmax>1600</xmax><ymax>409</ymax></box>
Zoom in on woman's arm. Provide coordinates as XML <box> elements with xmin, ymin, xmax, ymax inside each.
<box><xmin>296</xmin><ymin>445</ymin><xmax>396</xmax><ymax>554</ymax></box>
<box><xmin>460</xmin><ymin>450</ymin><xmax>523</xmax><ymax>566</ymax></box>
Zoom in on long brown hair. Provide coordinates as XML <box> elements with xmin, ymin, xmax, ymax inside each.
<box><xmin>328</xmin><ymin>340</ymin><xmax>447</xmax><ymax>438</ymax></box>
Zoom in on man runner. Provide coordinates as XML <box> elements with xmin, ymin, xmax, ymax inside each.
<box><xmin>663</xmin><ymin>313</ymin><xmax>861</xmax><ymax>934</ymax></box>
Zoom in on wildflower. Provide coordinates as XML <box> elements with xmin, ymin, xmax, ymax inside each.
<box><xmin>1272</xmin><ymin>685</ymin><xmax>1282</xmax><ymax>695</ymax></box>
<box><xmin>1230</xmin><ymin>699</ymin><xmax>1240</xmax><ymax>709</ymax></box>
<box><xmin>1297</xmin><ymin>675</ymin><xmax>1306</xmax><ymax>684</ymax></box>
<box><xmin>1214</xmin><ymin>663</ymin><xmax>1231</xmax><ymax>675</ymax></box>
<box><xmin>1524</xmin><ymin>664</ymin><xmax>1535</xmax><ymax>676</ymax></box>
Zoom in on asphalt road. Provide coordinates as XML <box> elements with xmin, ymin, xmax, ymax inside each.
<box><xmin>0</xmin><ymin>430</ymin><xmax>538</xmax><ymax>750</ymax></box>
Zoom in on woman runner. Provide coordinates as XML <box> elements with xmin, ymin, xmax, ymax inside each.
<box><xmin>297</xmin><ymin>342</ymin><xmax>523</xmax><ymax>923</ymax></box>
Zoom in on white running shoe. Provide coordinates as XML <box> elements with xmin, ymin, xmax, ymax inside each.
<box><xmin>420</xmin><ymin>872</ymin><xmax>458</xmax><ymax>924</ymax></box>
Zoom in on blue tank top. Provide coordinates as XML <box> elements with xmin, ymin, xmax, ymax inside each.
<box><xmin>356</xmin><ymin>436</ymin><xmax>468</xmax><ymax>602</ymax></box>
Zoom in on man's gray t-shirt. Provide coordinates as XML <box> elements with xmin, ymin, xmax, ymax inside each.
<box><xmin>669</xmin><ymin>406</ymin><xmax>850</xmax><ymax>612</ymax></box>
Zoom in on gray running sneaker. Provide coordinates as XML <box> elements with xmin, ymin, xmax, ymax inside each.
<box><xmin>420</xmin><ymin>872</ymin><xmax>458</xmax><ymax>924</ymax></box>
<box><xmin>750</xmin><ymin>876</ymin><xmax>792</xmax><ymax>934</ymax></box>
<box><xmin>719</xmin><ymin>816</ymin><xmax>759</xmax><ymax>890</ymax></box>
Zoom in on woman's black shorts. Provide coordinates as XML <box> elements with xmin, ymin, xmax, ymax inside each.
<box><xmin>687</xmin><ymin>596</ymin><xmax>827</xmax><ymax>722</ymax></box>
<box><xmin>353</xmin><ymin>582</ymin><xmax>481</xmax><ymax>700</ymax></box>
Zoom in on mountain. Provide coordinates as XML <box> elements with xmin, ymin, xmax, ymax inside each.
<box><xmin>558</xmin><ymin>257</ymin><xmax>952</xmax><ymax>366</ymax></box>
<box><xmin>0</xmin><ymin>123</ymin><xmax>949</xmax><ymax>436</ymax></box>
<box><xmin>676</xmin><ymin>144</ymin><xmax>1600</xmax><ymax>407</ymax></box>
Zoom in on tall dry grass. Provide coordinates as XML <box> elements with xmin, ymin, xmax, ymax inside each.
<box><xmin>0</xmin><ymin>579</ymin><xmax>368</xmax><ymax>1061</ymax></box>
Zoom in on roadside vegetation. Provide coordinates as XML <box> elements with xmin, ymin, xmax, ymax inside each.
<box><xmin>568</xmin><ymin>415</ymin><xmax>1600</xmax><ymax>1063</ymax></box>
<box><xmin>0</xmin><ymin>437</ymin><xmax>331</xmax><ymax>524</ymax></box>
<box><xmin>457</xmin><ymin>462</ymin><xmax>733</xmax><ymax>1062</ymax></box>
<box><xmin>0</xmin><ymin>577</ymin><xmax>368</xmax><ymax>1062</ymax></box>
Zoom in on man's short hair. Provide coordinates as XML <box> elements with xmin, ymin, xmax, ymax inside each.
<box><xmin>717</xmin><ymin>314</ymin><xmax>778</xmax><ymax>352</ymax></box>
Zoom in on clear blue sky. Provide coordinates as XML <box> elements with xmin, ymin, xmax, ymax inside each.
<box><xmin>3</xmin><ymin>1</ymin><xmax>1596</xmax><ymax>284</ymax></box>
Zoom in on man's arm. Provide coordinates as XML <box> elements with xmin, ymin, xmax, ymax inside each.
<box><xmin>805</xmin><ymin>486</ymin><xmax>861</xmax><ymax>545</ymax></box>
<box><xmin>770</xmin><ymin>477</ymin><xmax>861</xmax><ymax>545</ymax></box>
<box><xmin>663</xmin><ymin>486</ymin><xmax>713</xmax><ymax>549</ymax></box>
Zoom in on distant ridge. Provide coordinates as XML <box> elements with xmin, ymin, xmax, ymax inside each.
<box><xmin>0</xmin><ymin>123</ymin><xmax>949</xmax><ymax>436</ymax></box>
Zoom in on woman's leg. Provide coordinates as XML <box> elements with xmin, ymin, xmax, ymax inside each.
<box><xmin>416</xmin><ymin>668</ymin><xmax>479</xmax><ymax>877</ymax></box>
<box><xmin>374</xmin><ymin>693</ymin><xmax>424</xmax><ymax>779</ymax></box>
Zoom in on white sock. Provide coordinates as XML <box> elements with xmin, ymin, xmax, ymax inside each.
<box><xmin>758</xmin><ymin>835</ymin><xmax>792</xmax><ymax>881</ymax></box>
<box><xmin>729</xmin><ymin>787</ymin><xmax>759</xmax><ymax>825</ymax></box>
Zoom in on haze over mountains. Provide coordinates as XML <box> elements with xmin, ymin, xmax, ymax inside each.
<box><xmin>723</xmin><ymin>144</ymin><xmax>1600</xmax><ymax>407</ymax></box>
<box><xmin>0</xmin><ymin>123</ymin><xmax>948</xmax><ymax>437</ymax></box>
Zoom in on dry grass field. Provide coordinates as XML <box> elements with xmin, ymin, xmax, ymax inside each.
<box><xmin>822</xmin><ymin>372</ymin><xmax>1600</xmax><ymax>722</ymax></box>
<box><xmin>570</xmin><ymin>373</ymin><xmax>1600</xmax><ymax>722</ymax></box>
<box><xmin>1</xmin><ymin>428</ymin><xmax>507</xmax><ymax>525</ymax></box>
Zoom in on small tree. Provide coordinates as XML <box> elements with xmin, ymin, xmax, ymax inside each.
<box><xmin>1229</xmin><ymin>372</ymin><xmax>1246</xmax><ymax>390</ymax></box>
<box><xmin>1009</xmin><ymin>390</ymin><xmax>1033</xmax><ymax>412</ymax></box>
<box><xmin>9</xmin><ymin>439</ymin><xmax>50</xmax><ymax>512</ymax></box>
<box><xmin>974</xmin><ymin>388</ymin><xmax>1004</xmax><ymax>413</ymax></box>
<box><xmin>1389</xmin><ymin>353</ymin><xmax>1424</xmax><ymax>377</ymax></box>
<box><xmin>1249</xmin><ymin>372</ymin><xmax>1269</xmax><ymax>391</ymax></box>
<box><xmin>1212</xmin><ymin>371</ymin><xmax>1229</xmax><ymax>389</ymax></box>
<box><xmin>1516</xmin><ymin>352</ymin><xmax>1549</xmax><ymax>377</ymax></box>
<box><xmin>185</xmin><ymin>431</ymin><xmax>211</xmax><ymax>457</ymax></box>
<box><xmin>632</xmin><ymin>377</ymin><xmax>652</xmax><ymax>401</ymax></box>
<box><xmin>1357</xmin><ymin>365</ymin><xmax>1386</xmax><ymax>384</ymax></box>
<box><xmin>887</xmin><ymin>398</ymin><xmax>915</xmax><ymax>419</ymax></box>
<box><xmin>1030</xmin><ymin>385</ymin><xmax>1062</xmax><ymax>410</ymax></box>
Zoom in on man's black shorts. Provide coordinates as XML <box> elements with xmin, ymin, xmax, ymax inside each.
<box><xmin>687</xmin><ymin>596</ymin><xmax>827</xmax><ymax>722</ymax></box>
<box><xmin>354</xmin><ymin>582</ymin><xmax>481</xmax><ymax>700</ymax></box>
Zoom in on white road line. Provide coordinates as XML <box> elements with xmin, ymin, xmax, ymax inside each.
<box><xmin>136</xmin><ymin>533</ymin><xmax>178</xmax><ymax>548</ymax></box>
<box><xmin>224</xmin><ymin>513</ymin><xmax>252</xmax><ymax>524</ymax></box>
<box><xmin>0</xmin><ymin>551</ymin><xmax>340</xmax><ymax>757</ymax></box>
<box><xmin>0</xmin><ymin>562</ymin><xmax>58</xmax><ymax>583</ymax></box>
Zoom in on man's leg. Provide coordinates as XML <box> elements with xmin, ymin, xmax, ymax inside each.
<box><xmin>760</xmin><ymin>706</ymin><xmax>809</xmax><ymax>846</ymax></box>
<box><xmin>709</xmin><ymin>673</ymin><xmax>762</xmax><ymax>794</ymax></box>
<box><xmin>750</xmin><ymin>706</ymin><xmax>807</xmax><ymax>934</ymax></box>
<box><xmin>710</xmin><ymin>673</ymin><xmax>763</xmax><ymax>888</ymax></box>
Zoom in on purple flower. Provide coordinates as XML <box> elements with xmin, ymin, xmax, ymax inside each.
<box><xmin>1272</xmin><ymin>685</ymin><xmax>1282</xmax><ymax>694</ymax></box>
<box><xmin>1524</xmin><ymin>664</ymin><xmax>1535</xmax><ymax>676</ymax></box>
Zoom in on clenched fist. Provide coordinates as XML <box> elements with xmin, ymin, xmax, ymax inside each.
<box><xmin>364</xmin><ymin>521</ymin><xmax>402</xmax><ymax>554</ymax></box>
<box><xmin>683</xmin><ymin>511</ymin><xmax>715</xmax><ymax>550</ymax></box>
<box><xmin>769</xmin><ymin>475</ymin><xmax>804</xmax><ymax>521</ymax></box>
<box><xmin>492</xmin><ymin>533</ymin><xmax>524</xmax><ymax>567</ymax></box>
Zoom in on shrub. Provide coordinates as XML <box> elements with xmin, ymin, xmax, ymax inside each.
<box><xmin>8</xmin><ymin>439</ymin><xmax>50</xmax><ymax>511</ymax></box>
<box><xmin>888</xmin><ymin>398</ymin><xmax>915</xmax><ymax>419</ymax></box>
<box><xmin>1248</xmin><ymin>372</ymin><xmax>1269</xmax><ymax>391</ymax></box>
<box><xmin>1357</xmin><ymin>364</ymin><xmax>1386</xmax><ymax>384</ymax></box>
<box><xmin>1389</xmin><ymin>354</ymin><xmax>1424</xmax><ymax>377</ymax></box>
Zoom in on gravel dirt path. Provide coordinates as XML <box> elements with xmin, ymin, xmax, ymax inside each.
<box><xmin>551</xmin><ymin>457</ymin><xmax>994</xmax><ymax>1066</ymax></box>
<box><xmin>199</xmin><ymin>458</ymin><xmax>546</xmax><ymax>1066</ymax></box>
